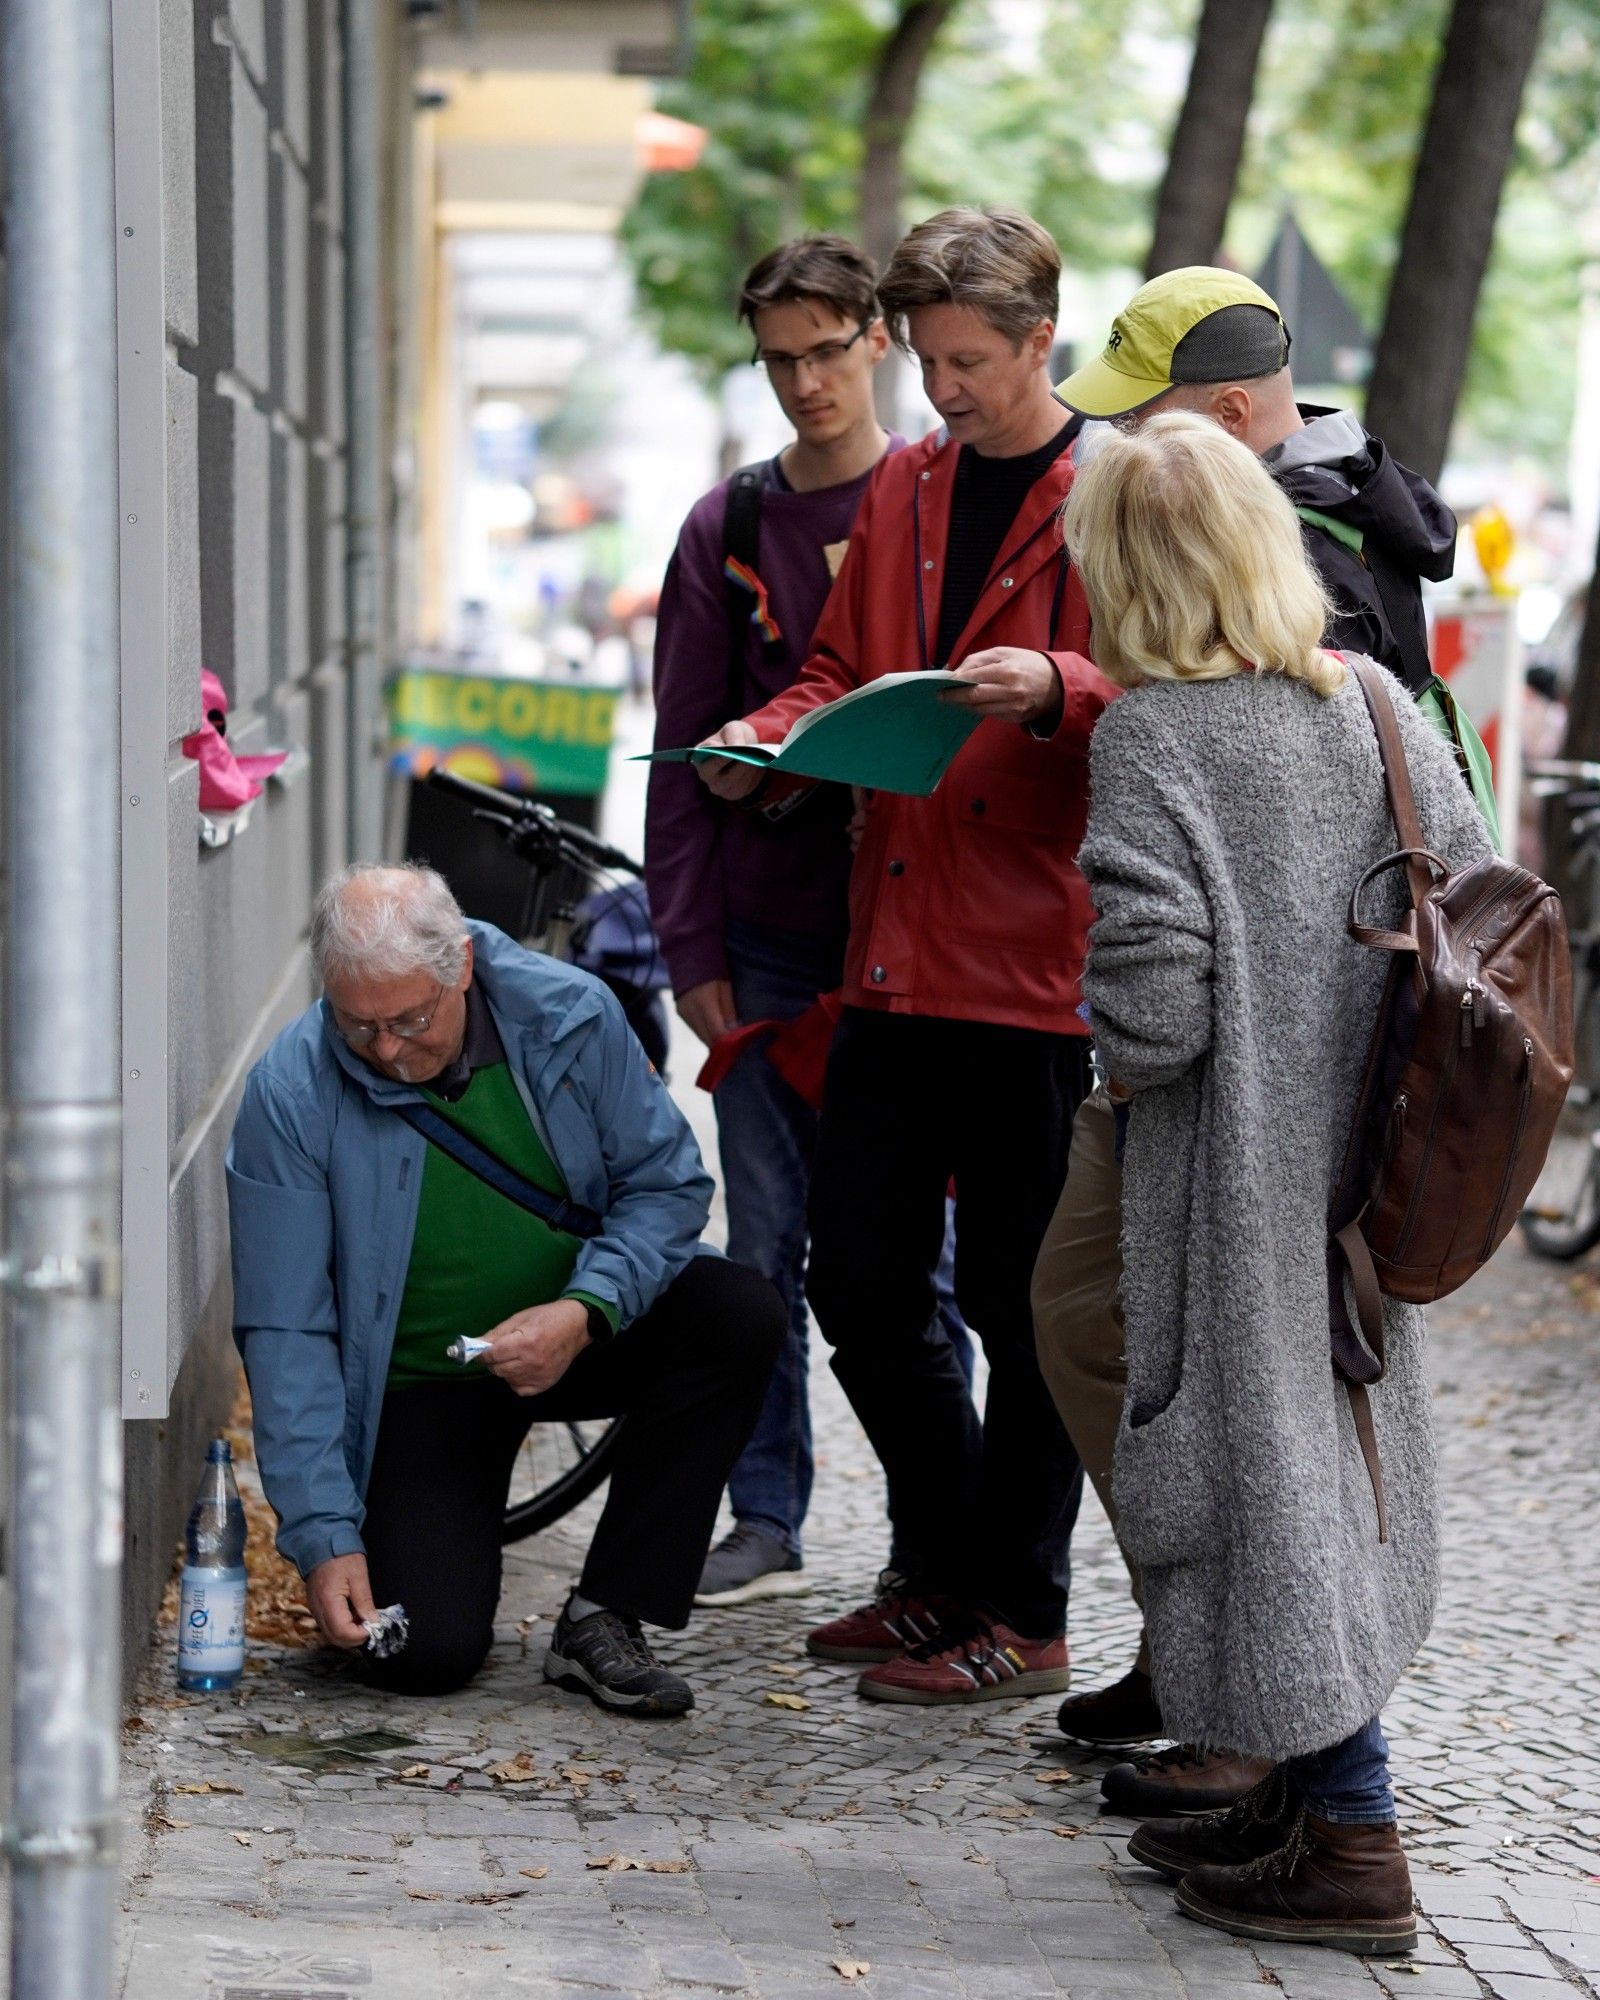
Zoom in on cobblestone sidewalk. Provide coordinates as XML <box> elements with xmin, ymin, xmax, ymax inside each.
<box><xmin>110</xmin><ymin>948</ymin><xmax>1600</xmax><ymax>2000</ymax></box>
<box><xmin>111</xmin><ymin>1210</ymin><xmax>1600</xmax><ymax>2000</ymax></box>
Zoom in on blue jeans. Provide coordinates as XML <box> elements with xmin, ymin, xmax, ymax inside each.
<box><xmin>1285</xmin><ymin>1715</ymin><xmax>1395</xmax><ymax>1825</ymax></box>
<box><xmin>717</xmin><ymin>920</ymin><xmax>972</xmax><ymax>1556</ymax></box>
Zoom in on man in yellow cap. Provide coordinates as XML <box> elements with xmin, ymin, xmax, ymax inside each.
<box><xmin>1055</xmin><ymin>266</ymin><xmax>1460</xmax><ymax>688</ymax></box>
<box><xmin>1036</xmin><ymin>266</ymin><xmax>1491</xmax><ymax>1823</ymax></box>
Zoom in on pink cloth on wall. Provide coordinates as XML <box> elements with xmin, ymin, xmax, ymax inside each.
<box><xmin>181</xmin><ymin>669</ymin><xmax>286</xmax><ymax>811</ymax></box>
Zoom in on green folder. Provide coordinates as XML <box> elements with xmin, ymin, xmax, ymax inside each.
<box><xmin>637</xmin><ymin>670</ymin><xmax>982</xmax><ymax>796</ymax></box>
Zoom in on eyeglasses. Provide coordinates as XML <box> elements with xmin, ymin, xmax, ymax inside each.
<box><xmin>333</xmin><ymin>981</ymin><xmax>447</xmax><ymax>1047</ymax></box>
<box><xmin>754</xmin><ymin>320</ymin><xmax>873</xmax><ymax>377</ymax></box>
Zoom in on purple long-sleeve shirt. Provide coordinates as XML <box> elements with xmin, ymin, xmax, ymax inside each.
<box><xmin>645</xmin><ymin>443</ymin><xmax>903</xmax><ymax>996</ymax></box>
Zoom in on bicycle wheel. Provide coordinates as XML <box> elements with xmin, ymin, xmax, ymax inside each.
<box><xmin>502</xmin><ymin>1415</ymin><xmax>626</xmax><ymax>1544</ymax></box>
<box><xmin>1521</xmin><ymin>1094</ymin><xmax>1600</xmax><ymax>1260</ymax></box>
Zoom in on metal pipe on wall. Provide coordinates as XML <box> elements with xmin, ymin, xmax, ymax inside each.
<box><xmin>1</xmin><ymin>0</ymin><xmax>125</xmax><ymax>1991</ymax></box>
<box><xmin>343</xmin><ymin>0</ymin><xmax>387</xmax><ymax>861</ymax></box>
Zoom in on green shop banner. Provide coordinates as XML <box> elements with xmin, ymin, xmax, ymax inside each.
<box><xmin>389</xmin><ymin>666</ymin><xmax>622</xmax><ymax>797</ymax></box>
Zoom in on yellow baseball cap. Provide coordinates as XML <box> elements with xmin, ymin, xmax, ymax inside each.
<box><xmin>1056</xmin><ymin>267</ymin><xmax>1290</xmax><ymax>419</ymax></box>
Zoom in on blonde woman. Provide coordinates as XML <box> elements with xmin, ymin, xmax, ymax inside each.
<box><xmin>1067</xmin><ymin>414</ymin><xmax>1489</xmax><ymax>1954</ymax></box>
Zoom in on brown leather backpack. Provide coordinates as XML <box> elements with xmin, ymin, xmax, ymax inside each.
<box><xmin>1330</xmin><ymin>658</ymin><xmax>1573</xmax><ymax>1539</ymax></box>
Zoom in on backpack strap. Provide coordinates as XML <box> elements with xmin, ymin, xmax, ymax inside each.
<box><xmin>1345</xmin><ymin>655</ymin><xmax>1433</xmax><ymax>911</ymax></box>
<box><xmin>1331</xmin><ymin>654</ymin><xmax>1440</xmax><ymax>1549</ymax></box>
<box><xmin>1362</xmin><ymin>537</ymin><xmax>1436</xmax><ymax>696</ymax></box>
<box><xmin>1329</xmin><ymin>1211</ymin><xmax>1393</xmax><ymax>1545</ymax></box>
<box><xmin>722</xmin><ymin>460</ymin><xmax>782</xmax><ymax>719</ymax></box>
<box><xmin>393</xmin><ymin>1100</ymin><xmax>604</xmax><ymax>1240</ymax></box>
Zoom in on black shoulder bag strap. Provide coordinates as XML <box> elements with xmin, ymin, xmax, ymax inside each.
<box><xmin>1362</xmin><ymin>538</ymin><xmax>1435</xmax><ymax>697</ymax></box>
<box><xmin>393</xmin><ymin>1100</ymin><xmax>604</xmax><ymax>1240</ymax></box>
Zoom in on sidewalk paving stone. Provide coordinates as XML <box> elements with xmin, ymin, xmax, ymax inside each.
<box><xmin>117</xmin><ymin>1107</ymin><xmax>1600</xmax><ymax>2000</ymax></box>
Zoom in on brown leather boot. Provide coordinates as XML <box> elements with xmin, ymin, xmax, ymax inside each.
<box><xmin>1102</xmin><ymin>1742</ymin><xmax>1276</xmax><ymax>1816</ymax></box>
<box><xmin>1175</xmin><ymin>1812</ymin><xmax>1417</xmax><ymax>1955</ymax></box>
<box><xmin>1127</xmin><ymin>1767</ymin><xmax>1302</xmax><ymax>1880</ymax></box>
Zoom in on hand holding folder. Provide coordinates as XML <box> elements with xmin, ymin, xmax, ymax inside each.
<box><xmin>637</xmin><ymin>671</ymin><xmax>983</xmax><ymax>798</ymax></box>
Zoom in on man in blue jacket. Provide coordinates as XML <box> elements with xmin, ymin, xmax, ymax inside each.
<box><xmin>227</xmin><ymin>862</ymin><xmax>782</xmax><ymax>1716</ymax></box>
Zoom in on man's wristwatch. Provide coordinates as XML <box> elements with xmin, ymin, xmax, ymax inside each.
<box><xmin>579</xmin><ymin>1300</ymin><xmax>614</xmax><ymax>1347</ymax></box>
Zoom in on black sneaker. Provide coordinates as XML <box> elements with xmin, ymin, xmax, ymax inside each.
<box><xmin>542</xmin><ymin>1605</ymin><xmax>694</xmax><ymax>1717</ymax></box>
<box><xmin>1057</xmin><ymin>1665</ymin><xmax>1163</xmax><ymax>1747</ymax></box>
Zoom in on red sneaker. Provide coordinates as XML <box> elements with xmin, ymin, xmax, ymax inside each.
<box><xmin>805</xmin><ymin>1570</ymin><xmax>953</xmax><ymax>1663</ymax></box>
<box><xmin>856</xmin><ymin>1613</ymin><xmax>1070</xmax><ymax>1705</ymax></box>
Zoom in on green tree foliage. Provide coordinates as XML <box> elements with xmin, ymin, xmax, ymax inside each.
<box><xmin>1238</xmin><ymin>0</ymin><xmax>1599</xmax><ymax>465</ymax></box>
<box><xmin>621</xmin><ymin>0</ymin><xmax>890</xmax><ymax>383</ymax></box>
<box><xmin>625</xmin><ymin>0</ymin><xmax>1600</xmax><ymax>475</ymax></box>
<box><xmin>621</xmin><ymin>0</ymin><xmax>1171</xmax><ymax>381</ymax></box>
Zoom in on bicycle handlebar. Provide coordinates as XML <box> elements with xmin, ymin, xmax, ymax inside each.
<box><xmin>1527</xmin><ymin>759</ymin><xmax>1600</xmax><ymax>787</ymax></box>
<box><xmin>425</xmin><ymin>766</ymin><xmax>640</xmax><ymax>878</ymax></box>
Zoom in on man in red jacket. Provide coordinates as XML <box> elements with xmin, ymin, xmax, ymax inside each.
<box><xmin>698</xmin><ymin>207</ymin><xmax>1116</xmax><ymax>1703</ymax></box>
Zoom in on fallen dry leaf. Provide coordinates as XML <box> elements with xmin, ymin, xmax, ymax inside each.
<box><xmin>406</xmin><ymin>1890</ymin><xmax>443</xmax><ymax>1902</ymax></box>
<box><xmin>833</xmin><ymin>1918</ymin><xmax>857</xmax><ymax>1929</ymax></box>
<box><xmin>763</xmin><ymin>1691</ymin><xmax>811</xmax><ymax>1711</ymax></box>
<box><xmin>585</xmin><ymin>1854</ymin><xmax>692</xmax><ymax>1874</ymax></box>
<box><xmin>841</xmin><ymin>1802</ymin><xmax>863</xmax><ymax>1816</ymax></box>
<box><xmin>173</xmin><ymin>1781</ymin><xmax>244</xmax><ymax>1796</ymax></box>
<box><xmin>1050</xmin><ymin>1824</ymin><xmax>1084</xmax><ymax>1839</ymax></box>
<box><xmin>993</xmin><ymin>1804</ymin><xmax>1033</xmax><ymax>1820</ymax></box>
<box><xmin>519</xmin><ymin>1867</ymin><xmax>550</xmax><ymax>1880</ymax></box>
<box><xmin>461</xmin><ymin>1890</ymin><xmax>528</xmax><ymax>1905</ymax></box>
<box><xmin>486</xmin><ymin>1752</ymin><xmax>540</xmax><ymax>1785</ymax></box>
<box><xmin>832</xmin><ymin>1961</ymin><xmax>871</xmax><ymax>1983</ymax></box>
<box><xmin>232</xmin><ymin>1832</ymin><xmax>253</xmax><ymax>1847</ymax></box>
<box><xmin>397</xmin><ymin>1763</ymin><xmax>431</xmax><ymax>1780</ymax></box>
<box><xmin>600</xmin><ymin>1768</ymin><xmax>627</xmax><ymax>1783</ymax></box>
<box><xmin>765</xmin><ymin>1662</ymin><xmax>804</xmax><ymax>1677</ymax></box>
<box><xmin>1033</xmin><ymin>1770</ymin><xmax>1080</xmax><ymax>1786</ymax></box>
<box><xmin>123</xmin><ymin>1716</ymin><xmax>150</xmax><ymax>1734</ymax></box>
<box><xmin>147</xmin><ymin>1810</ymin><xmax>190</xmax><ymax>1833</ymax></box>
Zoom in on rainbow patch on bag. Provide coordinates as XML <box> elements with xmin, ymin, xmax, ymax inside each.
<box><xmin>724</xmin><ymin>556</ymin><xmax>782</xmax><ymax>643</ymax></box>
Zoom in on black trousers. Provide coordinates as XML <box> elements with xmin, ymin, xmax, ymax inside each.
<box><xmin>806</xmin><ymin>1008</ymin><xmax>1090</xmax><ymax>1637</ymax></box>
<box><xmin>360</xmin><ymin>1255</ymin><xmax>783</xmax><ymax>1696</ymax></box>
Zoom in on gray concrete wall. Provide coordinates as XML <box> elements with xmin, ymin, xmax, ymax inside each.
<box><xmin>118</xmin><ymin>0</ymin><xmax>408</xmax><ymax>1695</ymax></box>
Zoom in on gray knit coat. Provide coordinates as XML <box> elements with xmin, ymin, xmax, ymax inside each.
<box><xmin>1079</xmin><ymin>664</ymin><xmax>1493</xmax><ymax>1760</ymax></box>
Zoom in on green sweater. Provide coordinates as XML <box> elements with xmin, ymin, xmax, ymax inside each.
<box><xmin>387</xmin><ymin>1059</ymin><xmax>615</xmax><ymax>1389</ymax></box>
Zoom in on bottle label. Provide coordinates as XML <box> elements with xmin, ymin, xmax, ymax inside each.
<box><xmin>177</xmin><ymin>1567</ymin><xmax>247</xmax><ymax>1674</ymax></box>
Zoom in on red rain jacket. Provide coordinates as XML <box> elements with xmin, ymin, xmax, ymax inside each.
<box><xmin>741</xmin><ymin>424</ymin><xmax>1117</xmax><ymax>1034</ymax></box>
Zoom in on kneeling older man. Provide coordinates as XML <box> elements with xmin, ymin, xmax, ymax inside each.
<box><xmin>227</xmin><ymin>862</ymin><xmax>782</xmax><ymax>1716</ymax></box>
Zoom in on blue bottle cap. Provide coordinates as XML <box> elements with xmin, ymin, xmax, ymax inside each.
<box><xmin>206</xmin><ymin>1438</ymin><xmax>233</xmax><ymax>1464</ymax></box>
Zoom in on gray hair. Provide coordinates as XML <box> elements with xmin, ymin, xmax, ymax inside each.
<box><xmin>309</xmin><ymin>862</ymin><xmax>470</xmax><ymax>989</ymax></box>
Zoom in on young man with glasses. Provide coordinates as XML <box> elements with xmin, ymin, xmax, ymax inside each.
<box><xmin>648</xmin><ymin>234</ymin><xmax>977</xmax><ymax>1611</ymax></box>
<box><xmin>227</xmin><ymin>862</ymin><xmax>783</xmax><ymax>1716</ymax></box>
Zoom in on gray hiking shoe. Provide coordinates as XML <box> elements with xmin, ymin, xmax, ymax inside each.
<box><xmin>694</xmin><ymin>1523</ymin><xmax>810</xmax><ymax>1607</ymax></box>
<box><xmin>542</xmin><ymin>1606</ymin><xmax>693</xmax><ymax>1717</ymax></box>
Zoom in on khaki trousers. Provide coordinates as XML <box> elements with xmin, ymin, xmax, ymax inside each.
<box><xmin>1029</xmin><ymin>1089</ymin><xmax>1149</xmax><ymax>1676</ymax></box>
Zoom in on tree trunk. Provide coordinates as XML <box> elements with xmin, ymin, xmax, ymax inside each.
<box><xmin>1145</xmin><ymin>0</ymin><xmax>1276</xmax><ymax>278</ymax></box>
<box><xmin>1363</xmin><ymin>0</ymin><xmax>1548</xmax><ymax>484</ymax></box>
<box><xmin>1561</xmin><ymin>520</ymin><xmax>1600</xmax><ymax>766</ymax></box>
<box><xmin>859</xmin><ymin>0</ymin><xmax>960</xmax><ymax>279</ymax></box>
